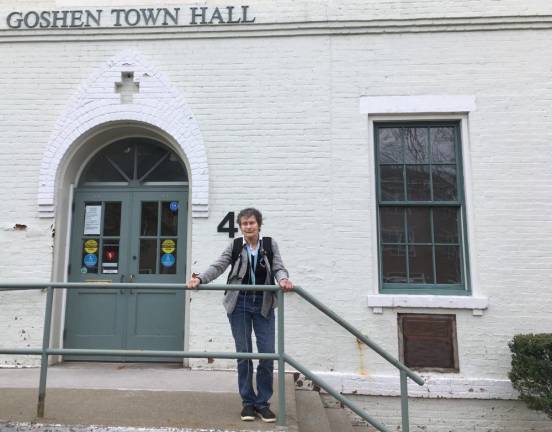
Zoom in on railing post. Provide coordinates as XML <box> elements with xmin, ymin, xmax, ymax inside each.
<box><xmin>400</xmin><ymin>370</ymin><xmax>409</xmax><ymax>432</ymax></box>
<box><xmin>37</xmin><ymin>285</ymin><xmax>55</xmax><ymax>418</ymax></box>
<box><xmin>277</xmin><ymin>288</ymin><xmax>286</xmax><ymax>428</ymax></box>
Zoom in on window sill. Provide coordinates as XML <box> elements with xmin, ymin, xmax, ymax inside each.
<box><xmin>367</xmin><ymin>294</ymin><xmax>488</xmax><ymax>316</ymax></box>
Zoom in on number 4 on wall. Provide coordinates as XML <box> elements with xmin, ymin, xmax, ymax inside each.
<box><xmin>217</xmin><ymin>211</ymin><xmax>239</xmax><ymax>238</ymax></box>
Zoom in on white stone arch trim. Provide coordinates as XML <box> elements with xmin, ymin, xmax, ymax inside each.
<box><xmin>38</xmin><ymin>49</ymin><xmax>208</xmax><ymax>218</ymax></box>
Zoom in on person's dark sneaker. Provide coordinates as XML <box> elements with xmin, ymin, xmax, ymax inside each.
<box><xmin>256</xmin><ymin>406</ymin><xmax>276</xmax><ymax>423</ymax></box>
<box><xmin>240</xmin><ymin>405</ymin><xmax>256</xmax><ymax>421</ymax></box>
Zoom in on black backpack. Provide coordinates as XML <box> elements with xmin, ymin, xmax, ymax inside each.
<box><xmin>227</xmin><ymin>237</ymin><xmax>274</xmax><ymax>283</ymax></box>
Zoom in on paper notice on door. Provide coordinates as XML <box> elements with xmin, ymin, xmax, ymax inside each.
<box><xmin>84</xmin><ymin>205</ymin><xmax>102</xmax><ymax>235</ymax></box>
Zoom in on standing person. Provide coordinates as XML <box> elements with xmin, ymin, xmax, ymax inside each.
<box><xmin>187</xmin><ymin>208</ymin><xmax>293</xmax><ymax>423</ymax></box>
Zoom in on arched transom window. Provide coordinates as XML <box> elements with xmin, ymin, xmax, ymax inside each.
<box><xmin>80</xmin><ymin>138</ymin><xmax>187</xmax><ymax>186</ymax></box>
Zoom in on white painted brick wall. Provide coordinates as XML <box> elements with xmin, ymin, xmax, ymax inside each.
<box><xmin>321</xmin><ymin>394</ymin><xmax>552</xmax><ymax>431</ymax></box>
<box><xmin>1</xmin><ymin>2</ymin><xmax>552</xmax><ymax>429</ymax></box>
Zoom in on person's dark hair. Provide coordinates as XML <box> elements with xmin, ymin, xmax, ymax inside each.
<box><xmin>236</xmin><ymin>207</ymin><xmax>263</xmax><ymax>228</ymax></box>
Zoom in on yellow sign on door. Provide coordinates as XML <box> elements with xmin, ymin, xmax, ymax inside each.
<box><xmin>161</xmin><ymin>239</ymin><xmax>175</xmax><ymax>254</ymax></box>
<box><xmin>84</xmin><ymin>239</ymin><xmax>98</xmax><ymax>254</ymax></box>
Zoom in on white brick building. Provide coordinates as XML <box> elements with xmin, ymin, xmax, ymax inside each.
<box><xmin>1</xmin><ymin>1</ymin><xmax>551</xmax><ymax>430</ymax></box>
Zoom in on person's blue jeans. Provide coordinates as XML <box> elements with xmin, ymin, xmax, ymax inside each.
<box><xmin>228</xmin><ymin>292</ymin><xmax>275</xmax><ymax>409</ymax></box>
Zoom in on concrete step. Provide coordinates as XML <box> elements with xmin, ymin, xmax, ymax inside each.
<box><xmin>325</xmin><ymin>407</ymin><xmax>354</xmax><ymax>432</ymax></box>
<box><xmin>295</xmin><ymin>390</ymin><xmax>331</xmax><ymax>432</ymax></box>
<box><xmin>0</xmin><ymin>365</ymin><xmax>298</xmax><ymax>432</ymax></box>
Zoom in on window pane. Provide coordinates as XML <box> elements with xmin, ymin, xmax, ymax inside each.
<box><xmin>145</xmin><ymin>153</ymin><xmax>188</xmax><ymax>182</ymax></box>
<box><xmin>432</xmin><ymin>165</ymin><xmax>457</xmax><ymax>201</ymax></box>
<box><xmin>380</xmin><ymin>207</ymin><xmax>405</xmax><ymax>243</ymax></box>
<box><xmin>435</xmin><ymin>246</ymin><xmax>461</xmax><ymax>283</ymax></box>
<box><xmin>137</xmin><ymin>144</ymin><xmax>167</xmax><ymax>179</ymax></box>
<box><xmin>378</xmin><ymin>128</ymin><xmax>402</xmax><ymax>163</ymax></box>
<box><xmin>404</xmin><ymin>128</ymin><xmax>429</xmax><ymax>163</ymax></box>
<box><xmin>431</xmin><ymin>127</ymin><xmax>456</xmax><ymax>163</ymax></box>
<box><xmin>434</xmin><ymin>207</ymin><xmax>459</xmax><ymax>244</ymax></box>
<box><xmin>382</xmin><ymin>245</ymin><xmax>407</xmax><ymax>283</ymax></box>
<box><xmin>406</xmin><ymin>165</ymin><xmax>430</xmax><ymax>201</ymax></box>
<box><xmin>81</xmin><ymin>156</ymin><xmax>127</xmax><ymax>183</ymax></box>
<box><xmin>101</xmin><ymin>239</ymin><xmax>119</xmax><ymax>274</ymax></box>
<box><xmin>406</xmin><ymin>208</ymin><xmax>431</xmax><ymax>243</ymax></box>
<box><xmin>141</xmin><ymin>202</ymin><xmax>158</xmax><ymax>236</ymax></box>
<box><xmin>408</xmin><ymin>245</ymin><xmax>434</xmax><ymax>283</ymax></box>
<box><xmin>103</xmin><ymin>202</ymin><xmax>121</xmax><ymax>236</ymax></box>
<box><xmin>139</xmin><ymin>239</ymin><xmax>157</xmax><ymax>274</ymax></box>
<box><xmin>380</xmin><ymin>165</ymin><xmax>404</xmax><ymax>201</ymax></box>
<box><xmin>107</xmin><ymin>143</ymin><xmax>134</xmax><ymax>180</ymax></box>
<box><xmin>161</xmin><ymin>201</ymin><xmax>179</xmax><ymax>236</ymax></box>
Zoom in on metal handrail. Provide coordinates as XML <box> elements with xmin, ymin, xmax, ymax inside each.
<box><xmin>292</xmin><ymin>287</ymin><xmax>424</xmax><ymax>386</ymax></box>
<box><xmin>0</xmin><ymin>282</ymin><xmax>424</xmax><ymax>432</ymax></box>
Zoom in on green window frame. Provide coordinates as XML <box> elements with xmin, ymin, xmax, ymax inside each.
<box><xmin>375</xmin><ymin>121</ymin><xmax>470</xmax><ymax>295</ymax></box>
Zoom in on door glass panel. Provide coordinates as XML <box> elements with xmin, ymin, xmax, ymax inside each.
<box><xmin>81</xmin><ymin>238</ymin><xmax>99</xmax><ymax>274</ymax></box>
<box><xmin>102</xmin><ymin>239</ymin><xmax>120</xmax><ymax>274</ymax></box>
<box><xmin>139</xmin><ymin>239</ymin><xmax>157</xmax><ymax>274</ymax></box>
<box><xmin>160</xmin><ymin>239</ymin><xmax>177</xmax><ymax>275</ymax></box>
<box><xmin>141</xmin><ymin>202</ymin><xmax>158</xmax><ymax>236</ymax></box>
<box><xmin>161</xmin><ymin>201</ymin><xmax>179</xmax><ymax>236</ymax></box>
<box><xmin>103</xmin><ymin>202</ymin><xmax>121</xmax><ymax>236</ymax></box>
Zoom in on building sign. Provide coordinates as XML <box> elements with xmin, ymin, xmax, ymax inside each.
<box><xmin>5</xmin><ymin>5</ymin><xmax>255</xmax><ymax>29</ymax></box>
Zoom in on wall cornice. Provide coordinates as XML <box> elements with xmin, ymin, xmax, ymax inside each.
<box><xmin>2</xmin><ymin>15</ymin><xmax>552</xmax><ymax>42</ymax></box>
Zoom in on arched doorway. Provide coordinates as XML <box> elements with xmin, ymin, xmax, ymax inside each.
<box><xmin>64</xmin><ymin>137</ymin><xmax>188</xmax><ymax>361</ymax></box>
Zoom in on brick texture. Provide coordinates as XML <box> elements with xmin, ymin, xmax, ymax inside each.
<box><xmin>0</xmin><ymin>2</ymin><xmax>552</xmax><ymax>430</ymax></box>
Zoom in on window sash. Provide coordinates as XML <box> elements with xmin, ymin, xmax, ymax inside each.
<box><xmin>375</xmin><ymin>121</ymin><xmax>469</xmax><ymax>294</ymax></box>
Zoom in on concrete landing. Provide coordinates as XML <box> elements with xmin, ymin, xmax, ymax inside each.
<box><xmin>0</xmin><ymin>365</ymin><xmax>298</xmax><ymax>432</ymax></box>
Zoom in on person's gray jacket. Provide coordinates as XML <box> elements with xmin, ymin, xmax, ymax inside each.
<box><xmin>198</xmin><ymin>238</ymin><xmax>289</xmax><ymax>318</ymax></box>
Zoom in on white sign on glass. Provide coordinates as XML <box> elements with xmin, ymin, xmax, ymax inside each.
<box><xmin>84</xmin><ymin>205</ymin><xmax>102</xmax><ymax>235</ymax></box>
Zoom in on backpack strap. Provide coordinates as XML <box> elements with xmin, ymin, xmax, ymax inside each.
<box><xmin>227</xmin><ymin>237</ymin><xmax>244</xmax><ymax>283</ymax></box>
<box><xmin>260</xmin><ymin>237</ymin><xmax>274</xmax><ymax>283</ymax></box>
<box><xmin>260</xmin><ymin>237</ymin><xmax>273</xmax><ymax>265</ymax></box>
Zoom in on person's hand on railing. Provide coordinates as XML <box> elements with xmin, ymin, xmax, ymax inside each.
<box><xmin>278</xmin><ymin>278</ymin><xmax>294</xmax><ymax>292</ymax></box>
<box><xmin>187</xmin><ymin>273</ymin><xmax>202</xmax><ymax>289</ymax></box>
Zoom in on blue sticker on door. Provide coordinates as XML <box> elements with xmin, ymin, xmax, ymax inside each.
<box><xmin>161</xmin><ymin>253</ymin><xmax>175</xmax><ymax>268</ymax></box>
<box><xmin>83</xmin><ymin>253</ymin><xmax>98</xmax><ymax>268</ymax></box>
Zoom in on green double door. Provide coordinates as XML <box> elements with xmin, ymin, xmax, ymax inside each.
<box><xmin>65</xmin><ymin>189</ymin><xmax>187</xmax><ymax>361</ymax></box>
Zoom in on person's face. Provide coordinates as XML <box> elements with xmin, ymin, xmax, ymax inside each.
<box><xmin>239</xmin><ymin>215</ymin><xmax>260</xmax><ymax>242</ymax></box>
